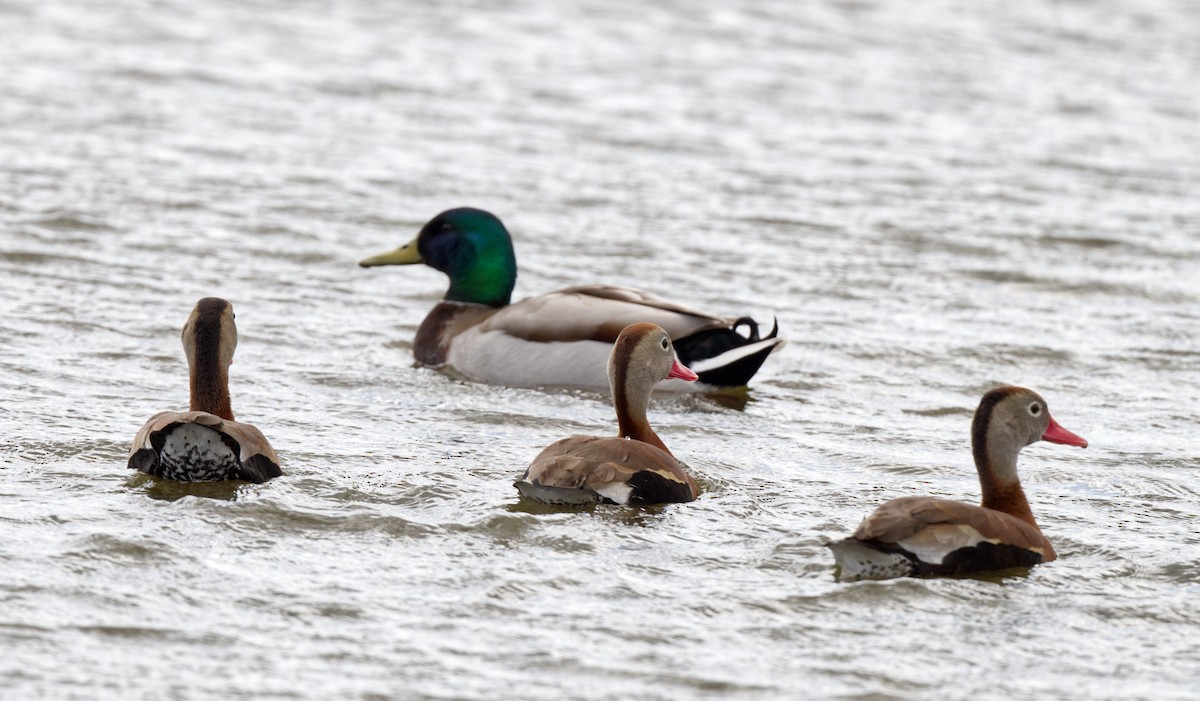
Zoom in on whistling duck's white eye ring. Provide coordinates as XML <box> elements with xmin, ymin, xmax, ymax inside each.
<box><xmin>660</xmin><ymin>337</ymin><xmax>669</xmax><ymax>350</ymax></box>
<box><xmin>1028</xmin><ymin>402</ymin><xmax>1041</xmax><ymax>416</ymax></box>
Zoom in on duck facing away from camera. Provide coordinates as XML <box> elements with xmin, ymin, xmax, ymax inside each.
<box><xmin>128</xmin><ymin>297</ymin><xmax>281</xmax><ymax>484</ymax></box>
<box><xmin>515</xmin><ymin>322</ymin><xmax>700</xmax><ymax>506</ymax></box>
<box><xmin>828</xmin><ymin>386</ymin><xmax>1087</xmax><ymax>581</ymax></box>
<box><xmin>359</xmin><ymin>207</ymin><xmax>782</xmax><ymax>391</ymax></box>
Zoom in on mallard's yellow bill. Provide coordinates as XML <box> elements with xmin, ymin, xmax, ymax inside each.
<box><xmin>359</xmin><ymin>237</ymin><xmax>422</xmax><ymax>267</ymax></box>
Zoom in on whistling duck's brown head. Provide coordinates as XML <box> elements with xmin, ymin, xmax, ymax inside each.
<box><xmin>182</xmin><ymin>297</ymin><xmax>237</xmax><ymax>373</ymax></box>
<box><xmin>607</xmin><ymin>322</ymin><xmax>697</xmax><ymax>395</ymax></box>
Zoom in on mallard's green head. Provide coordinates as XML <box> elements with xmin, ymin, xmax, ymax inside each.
<box><xmin>359</xmin><ymin>207</ymin><xmax>518</xmax><ymax>307</ymax></box>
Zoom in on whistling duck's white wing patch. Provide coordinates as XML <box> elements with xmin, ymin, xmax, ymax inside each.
<box><xmin>593</xmin><ymin>481</ymin><xmax>633</xmax><ymax>505</ymax></box>
<box><xmin>896</xmin><ymin>524</ymin><xmax>991</xmax><ymax>565</ymax></box>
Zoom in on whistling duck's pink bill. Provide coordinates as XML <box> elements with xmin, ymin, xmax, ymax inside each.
<box><xmin>668</xmin><ymin>358</ymin><xmax>699</xmax><ymax>382</ymax></box>
<box><xmin>1042</xmin><ymin>416</ymin><xmax>1088</xmax><ymax>448</ymax></box>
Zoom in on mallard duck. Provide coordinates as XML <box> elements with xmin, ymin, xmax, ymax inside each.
<box><xmin>359</xmin><ymin>207</ymin><xmax>782</xmax><ymax>391</ymax></box>
<box><xmin>828</xmin><ymin>386</ymin><xmax>1087</xmax><ymax>581</ymax></box>
<box><xmin>515</xmin><ymin>322</ymin><xmax>700</xmax><ymax>506</ymax></box>
<box><xmin>128</xmin><ymin>298</ymin><xmax>281</xmax><ymax>484</ymax></box>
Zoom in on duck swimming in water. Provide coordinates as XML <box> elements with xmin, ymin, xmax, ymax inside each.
<box><xmin>359</xmin><ymin>208</ymin><xmax>782</xmax><ymax>391</ymax></box>
<box><xmin>515</xmin><ymin>323</ymin><xmax>700</xmax><ymax>506</ymax></box>
<box><xmin>828</xmin><ymin>386</ymin><xmax>1087</xmax><ymax>581</ymax></box>
<box><xmin>128</xmin><ymin>298</ymin><xmax>281</xmax><ymax>484</ymax></box>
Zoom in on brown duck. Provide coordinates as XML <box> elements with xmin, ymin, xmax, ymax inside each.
<box><xmin>515</xmin><ymin>322</ymin><xmax>700</xmax><ymax>506</ymax></box>
<box><xmin>829</xmin><ymin>386</ymin><xmax>1087</xmax><ymax>580</ymax></box>
<box><xmin>128</xmin><ymin>298</ymin><xmax>281</xmax><ymax>484</ymax></box>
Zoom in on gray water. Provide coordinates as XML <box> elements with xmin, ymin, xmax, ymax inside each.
<box><xmin>2</xmin><ymin>0</ymin><xmax>1199</xmax><ymax>699</ymax></box>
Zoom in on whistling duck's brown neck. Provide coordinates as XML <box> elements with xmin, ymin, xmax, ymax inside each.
<box><xmin>609</xmin><ymin>330</ymin><xmax>673</xmax><ymax>455</ymax></box>
<box><xmin>185</xmin><ymin>298</ymin><xmax>236</xmax><ymax>421</ymax></box>
<box><xmin>972</xmin><ymin>390</ymin><xmax>1039</xmax><ymax>529</ymax></box>
<box><xmin>190</xmin><ymin>363</ymin><xmax>234</xmax><ymax>421</ymax></box>
<box><xmin>614</xmin><ymin>402</ymin><xmax>671</xmax><ymax>454</ymax></box>
<box><xmin>979</xmin><ymin>476</ymin><xmax>1037</xmax><ymax>527</ymax></box>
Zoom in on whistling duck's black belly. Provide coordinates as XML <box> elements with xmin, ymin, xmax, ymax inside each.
<box><xmin>514</xmin><ymin>474</ymin><xmax>694</xmax><ymax>507</ymax></box>
<box><xmin>909</xmin><ymin>541</ymin><xmax>1046</xmax><ymax>576</ymax></box>
<box><xmin>133</xmin><ymin>423</ymin><xmax>244</xmax><ymax>482</ymax></box>
<box><xmin>623</xmin><ymin>470</ymin><xmax>697</xmax><ymax>506</ymax></box>
<box><xmin>866</xmin><ymin>540</ymin><xmax>1045</xmax><ymax>578</ymax></box>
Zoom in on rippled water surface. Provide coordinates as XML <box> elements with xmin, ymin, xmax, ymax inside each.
<box><xmin>3</xmin><ymin>0</ymin><xmax>1199</xmax><ymax>698</ymax></box>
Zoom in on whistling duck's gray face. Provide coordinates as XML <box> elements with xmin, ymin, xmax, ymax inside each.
<box><xmin>1000</xmin><ymin>389</ymin><xmax>1052</xmax><ymax>447</ymax></box>
<box><xmin>607</xmin><ymin>323</ymin><xmax>697</xmax><ymax>394</ymax></box>
<box><xmin>640</xmin><ymin>326</ymin><xmax>677</xmax><ymax>380</ymax></box>
<box><xmin>182</xmin><ymin>297</ymin><xmax>238</xmax><ymax>370</ymax></box>
<box><xmin>989</xmin><ymin>387</ymin><xmax>1087</xmax><ymax>450</ymax></box>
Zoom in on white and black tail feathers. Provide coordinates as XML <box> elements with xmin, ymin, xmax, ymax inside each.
<box><xmin>673</xmin><ymin>317</ymin><xmax>783</xmax><ymax>388</ymax></box>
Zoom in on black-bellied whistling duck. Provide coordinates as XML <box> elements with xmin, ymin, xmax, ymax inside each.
<box><xmin>359</xmin><ymin>207</ymin><xmax>782</xmax><ymax>391</ymax></box>
<box><xmin>829</xmin><ymin>386</ymin><xmax>1087</xmax><ymax>580</ymax></box>
<box><xmin>515</xmin><ymin>322</ymin><xmax>700</xmax><ymax>506</ymax></box>
<box><xmin>128</xmin><ymin>298</ymin><xmax>281</xmax><ymax>484</ymax></box>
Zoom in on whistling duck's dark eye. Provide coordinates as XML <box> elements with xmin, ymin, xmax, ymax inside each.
<box><xmin>661</xmin><ymin>337</ymin><xmax>669</xmax><ymax>350</ymax></box>
<box><xmin>1029</xmin><ymin>402</ymin><xmax>1041</xmax><ymax>416</ymax></box>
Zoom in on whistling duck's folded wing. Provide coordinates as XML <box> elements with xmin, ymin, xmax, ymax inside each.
<box><xmin>521</xmin><ymin>436</ymin><xmax>695</xmax><ymax>504</ymax></box>
<box><xmin>526</xmin><ymin>436</ymin><xmax>689</xmax><ymax>487</ymax></box>
<box><xmin>853</xmin><ymin>496</ymin><xmax>1050</xmax><ymax>553</ymax></box>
